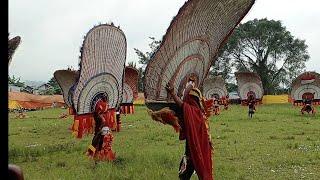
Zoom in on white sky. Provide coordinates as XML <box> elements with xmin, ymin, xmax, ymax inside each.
<box><xmin>9</xmin><ymin>0</ymin><xmax>320</xmax><ymax>82</ymax></box>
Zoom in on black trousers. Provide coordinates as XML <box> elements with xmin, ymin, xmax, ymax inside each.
<box><xmin>92</xmin><ymin>115</ymin><xmax>103</xmax><ymax>151</ymax></box>
<box><xmin>248</xmin><ymin>108</ymin><xmax>254</xmax><ymax>118</ymax></box>
<box><xmin>179</xmin><ymin>140</ymin><xmax>195</xmax><ymax>180</ymax></box>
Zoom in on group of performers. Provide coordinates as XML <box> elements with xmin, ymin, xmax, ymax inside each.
<box><xmin>67</xmin><ymin>76</ymin><xmax>216</xmax><ymax>179</ymax></box>
<box><xmin>245</xmin><ymin>92</ymin><xmax>318</xmax><ymax>117</ymax></box>
<box><xmin>14</xmin><ymin>0</ymin><xmax>262</xmax><ymax>179</ymax></box>
<box><xmin>47</xmin><ymin>70</ymin><xmax>320</xmax><ymax>180</ymax></box>
<box><xmin>211</xmin><ymin>95</ymin><xmax>229</xmax><ymax>115</ymax></box>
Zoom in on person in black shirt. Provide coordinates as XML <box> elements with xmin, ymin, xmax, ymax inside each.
<box><xmin>248</xmin><ymin>95</ymin><xmax>256</xmax><ymax>118</ymax></box>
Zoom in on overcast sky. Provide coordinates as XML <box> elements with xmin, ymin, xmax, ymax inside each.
<box><xmin>9</xmin><ymin>0</ymin><xmax>320</xmax><ymax>82</ymax></box>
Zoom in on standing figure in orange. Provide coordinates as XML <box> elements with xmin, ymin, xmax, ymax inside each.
<box><xmin>223</xmin><ymin>95</ymin><xmax>229</xmax><ymax>110</ymax></box>
<box><xmin>213</xmin><ymin>98</ymin><xmax>220</xmax><ymax>115</ymax></box>
<box><xmin>87</xmin><ymin>96</ymin><xmax>116</xmax><ymax>161</ymax></box>
<box><xmin>166</xmin><ymin>83</ymin><xmax>214</xmax><ymax>180</ymax></box>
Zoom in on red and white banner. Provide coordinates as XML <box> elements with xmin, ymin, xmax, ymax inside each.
<box><xmin>301</xmin><ymin>74</ymin><xmax>316</xmax><ymax>84</ymax></box>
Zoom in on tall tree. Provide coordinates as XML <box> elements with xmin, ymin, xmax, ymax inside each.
<box><xmin>226</xmin><ymin>83</ymin><xmax>238</xmax><ymax>93</ymax></box>
<box><xmin>137</xmin><ymin>67</ymin><xmax>144</xmax><ymax>92</ymax></box>
<box><xmin>134</xmin><ymin>37</ymin><xmax>161</xmax><ymax>91</ymax></box>
<box><xmin>210</xmin><ymin>56</ymin><xmax>232</xmax><ymax>82</ymax></box>
<box><xmin>8</xmin><ymin>75</ymin><xmax>25</xmax><ymax>87</ymax></box>
<box><xmin>48</xmin><ymin>77</ymin><xmax>62</xmax><ymax>95</ymax></box>
<box><xmin>217</xmin><ymin>18</ymin><xmax>309</xmax><ymax>94</ymax></box>
<box><xmin>134</xmin><ymin>37</ymin><xmax>161</xmax><ymax>65</ymax></box>
<box><xmin>127</xmin><ymin>61</ymin><xmax>137</xmax><ymax>68</ymax></box>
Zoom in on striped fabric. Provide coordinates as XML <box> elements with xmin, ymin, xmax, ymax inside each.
<box><xmin>122</xmin><ymin>83</ymin><xmax>134</xmax><ymax>104</ymax></box>
<box><xmin>291</xmin><ymin>72</ymin><xmax>320</xmax><ymax>102</ymax></box>
<box><xmin>73</xmin><ymin>24</ymin><xmax>127</xmax><ymax>114</ymax></box>
<box><xmin>122</xmin><ymin>66</ymin><xmax>139</xmax><ymax>104</ymax></box>
<box><xmin>54</xmin><ymin>70</ymin><xmax>79</xmax><ymax>107</ymax></box>
<box><xmin>8</xmin><ymin>36</ymin><xmax>21</xmax><ymax>66</ymax></box>
<box><xmin>120</xmin><ymin>104</ymin><xmax>135</xmax><ymax>114</ymax></box>
<box><xmin>235</xmin><ymin>72</ymin><xmax>264</xmax><ymax>101</ymax></box>
<box><xmin>203</xmin><ymin>76</ymin><xmax>228</xmax><ymax>100</ymax></box>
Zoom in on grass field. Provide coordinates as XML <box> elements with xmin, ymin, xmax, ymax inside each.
<box><xmin>9</xmin><ymin>104</ymin><xmax>320</xmax><ymax>179</ymax></box>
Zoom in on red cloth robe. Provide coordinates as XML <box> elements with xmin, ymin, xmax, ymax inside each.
<box><xmin>95</xmin><ymin>100</ymin><xmax>116</xmax><ymax>130</ymax></box>
<box><xmin>87</xmin><ymin>99</ymin><xmax>116</xmax><ymax>161</ymax></box>
<box><xmin>182</xmin><ymin>95</ymin><xmax>213</xmax><ymax>180</ymax></box>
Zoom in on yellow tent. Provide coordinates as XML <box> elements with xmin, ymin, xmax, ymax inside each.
<box><xmin>262</xmin><ymin>95</ymin><xmax>289</xmax><ymax>104</ymax></box>
<box><xmin>8</xmin><ymin>100</ymin><xmax>22</xmax><ymax>110</ymax></box>
<box><xmin>133</xmin><ymin>93</ymin><xmax>145</xmax><ymax>105</ymax></box>
<box><xmin>8</xmin><ymin>92</ymin><xmax>65</xmax><ymax>109</ymax></box>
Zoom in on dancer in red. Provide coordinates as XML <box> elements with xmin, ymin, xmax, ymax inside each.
<box><xmin>86</xmin><ymin>96</ymin><xmax>116</xmax><ymax>161</ymax></box>
<box><xmin>54</xmin><ymin>23</ymin><xmax>126</xmax><ymax>163</ymax></box>
<box><xmin>166</xmin><ymin>83</ymin><xmax>214</xmax><ymax>180</ymax></box>
<box><xmin>301</xmin><ymin>93</ymin><xmax>316</xmax><ymax>115</ymax></box>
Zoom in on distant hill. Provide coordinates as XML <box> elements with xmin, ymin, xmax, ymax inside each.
<box><xmin>24</xmin><ymin>80</ymin><xmax>46</xmax><ymax>88</ymax></box>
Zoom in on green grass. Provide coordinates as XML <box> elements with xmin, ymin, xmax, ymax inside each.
<box><xmin>9</xmin><ymin>104</ymin><xmax>320</xmax><ymax>179</ymax></box>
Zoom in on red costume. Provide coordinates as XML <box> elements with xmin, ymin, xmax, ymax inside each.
<box><xmin>150</xmin><ymin>83</ymin><xmax>214</xmax><ymax>179</ymax></box>
<box><xmin>221</xmin><ymin>96</ymin><xmax>229</xmax><ymax>110</ymax></box>
<box><xmin>180</xmin><ymin>94</ymin><xmax>213</xmax><ymax>180</ymax></box>
<box><xmin>87</xmin><ymin>99</ymin><xmax>116</xmax><ymax>161</ymax></box>
<box><xmin>70</xmin><ymin>98</ymin><xmax>116</xmax><ymax>161</ymax></box>
<box><xmin>301</xmin><ymin>98</ymin><xmax>316</xmax><ymax>115</ymax></box>
<box><xmin>71</xmin><ymin>99</ymin><xmax>116</xmax><ymax>138</ymax></box>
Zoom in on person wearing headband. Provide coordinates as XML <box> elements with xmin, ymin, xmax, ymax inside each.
<box><xmin>166</xmin><ymin>80</ymin><xmax>213</xmax><ymax>180</ymax></box>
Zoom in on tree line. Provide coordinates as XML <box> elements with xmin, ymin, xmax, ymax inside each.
<box><xmin>10</xmin><ymin>19</ymin><xmax>309</xmax><ymax>96</ymax></box>
<box><xmin>8</xmin><ymin>75</ymin><xmax>61</xmax><ymax>95</ymax></box>
<box><xmin>134</xmin><ymin>18</ymin><xmax>309</xmax><ymax>95</ymax></box>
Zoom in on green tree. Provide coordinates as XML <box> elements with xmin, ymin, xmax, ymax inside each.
<box><xmin>38</xmin><ymin>88</ymin><xmax>55</xmax><ymax>95</ymax></box>
<box><xmin>127</xmin><ymin>61</ymin><xmax>137</xmax><ymax>68</ymax></box>
<box><xmin>134</xmin><ymin>67</ymin><xmax>142</xmax><ymax>92</ymax></box>
<box><xmin>134</xmin><ymin>37</ymin><xmax>161</xmax><ymax>65</ymax></box>
<box><xmin>8</xmin><ymin>75</ymin><xmax>15</xmax><ymax>84</ymax></box>
<box><xmin>48</xmin><ymin>77</ymin><xmax>62</xmax><ymax>95</ymax></box>
<box><xmin>217</xmin><ymin>18</ymin><xmax>309</xmax><ymax>94</ymax></box>
<box><xmin>8</xmin><ymin>75</ymin><xmax>25</xmax><ymax>87</ymax></box>
<box><xmin>210</xmin><ymin>56</ymin><xmax>232</xmax><ymax>82</ymax></box>
<box><xmin>134</xmin><ymin>37</ymin><xmax>161</xmax><ymax>91</ymax></box>
<box><xmin>226</xmin><ymin>83</ymin><xmax>238</xmax><ymax>93</ymax></box>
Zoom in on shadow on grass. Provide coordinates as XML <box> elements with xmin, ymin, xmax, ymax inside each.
<box><xmin>9</xmin><ymin>142</ymin><xmax>78</xmax><ymax>163</ymax></box>
<box><xmin>112</xmin><ymin>157</ymin><xmax>127</xmax><ymax>168</ymax></box>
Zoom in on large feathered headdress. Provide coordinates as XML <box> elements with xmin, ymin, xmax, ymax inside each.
<box><xmin>291</xmin><ymin>71</ymin><xmax>320</xmax><ymax>101</ymax></box>
<box><xmin>144</xmin><ymin>0</ymin><xmax>255</xmax><ymax>111</ymax></box>
<box><xmin>202</xmin><ymin>76</ymin><xmax>228</xmax><ymax>99</ymax></box>
<box><xmin>8</xmin><ymin>36</ymin><xmax>21</xmax><ymax>66</ymax></box>
<box><xmin>122</xmin><ymin>66</ymin><xmax>139</xmax><ymax>104</ymax></box>
<box><xmin>235</xmin><ymin>72</ymin><xmax>263</xmax><ymax>100</ymax></box>
<box><xmin>54</xmin><ymin>24</ymin><xmax>127</xmax><ymax>115</ymax></box>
